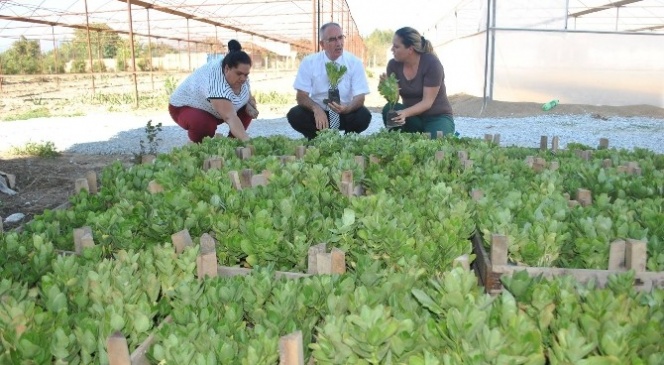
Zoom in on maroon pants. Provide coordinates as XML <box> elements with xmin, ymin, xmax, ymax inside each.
<box><xmin>168</xmin><ymin>104</ymin><xmax>253</xmax><ymax>143</ymax></box>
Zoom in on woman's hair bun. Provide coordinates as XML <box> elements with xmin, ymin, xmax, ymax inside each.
<box><xmin>228</xmin><ymin>39</ymin><xmax>242</xmax><ymax>52</ymax></box>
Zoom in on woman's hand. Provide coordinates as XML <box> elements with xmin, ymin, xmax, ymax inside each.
<box><xmin>392</xmin><ymin>109</ymin><xmax>407</xmax><ymax>126</ymax></box>
<box><xmin>379</xmin><ymin>73</ymin><xmax>387</xmax><ymax>83</ymax></box>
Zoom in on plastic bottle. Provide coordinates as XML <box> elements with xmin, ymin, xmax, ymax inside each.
<box><xmin>542</xmin><ymin>99</ymin><xmax>559</xmax><ymax>111</ymax></box>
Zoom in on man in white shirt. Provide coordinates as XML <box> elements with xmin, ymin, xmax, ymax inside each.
<box><xmin>288</xmin><ymin>22</ymin><xmax>372</xmax><ymax>139</ymax></box>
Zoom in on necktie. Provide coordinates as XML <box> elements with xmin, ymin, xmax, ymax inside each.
<box><xmin>329</xmin><ymin>108</ymin><xmax>340</xmax><ymax>130</ymax></box>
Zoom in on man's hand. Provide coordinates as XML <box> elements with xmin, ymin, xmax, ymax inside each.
<box><xmin>327</xmin><ymin>101</ymin><xmax>350</xmax><ymax>115</ymax></box>
<box><xmin>313</xmin><ymin>107</ymin><xmax>329</xmax><ymax>130</ymax></box>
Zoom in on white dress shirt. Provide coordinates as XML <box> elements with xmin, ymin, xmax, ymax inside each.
<box><xmin>293</xmin><ymin>51</ymin><xmax>370</xmax><ymax>110</ymax></box>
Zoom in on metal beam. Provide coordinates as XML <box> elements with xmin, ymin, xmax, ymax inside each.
<box><xmin>116</xmin><ymin>0</ymin><xmax>309</xmax><ymax>50</ymax></box>
<box><xmin>569</xmin><ymin>0</ymin><xmax>642</xmax><ymax>18</ymax></box>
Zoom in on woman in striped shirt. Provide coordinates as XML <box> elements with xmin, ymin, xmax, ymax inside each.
<box><xmin>169</xmin><ymin>40</ymin><xmax>258</xmax><ymax>143</ymax></box>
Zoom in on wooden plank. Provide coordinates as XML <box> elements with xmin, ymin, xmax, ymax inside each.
<box><xmin>130</xmin><ymin>316</ymin><xmax>173</xmax><ymax>365</ymax></box>
<box><xmin>203</xmin><ymin>157</ymin><xmax>223</xmax><ymax>170</ymax></box>
<box><xmin>250</xmin><ymin>174</ymin><xmax>268</xmax><ymax>187</ymax></box>
<box><xmin>540</xmin><ymin>136</ymin><xmax>548</xmax><ymax>151</ymax></box>
<box><xmin>599</xmin><ymin>138</ymin><xmax>609</xmax><ymax>149</ymax></box>
<box><xmin>217</xmin><ymin>266</ymin><xmax>311</xmax><ymax>279</ymax></box>
<box><xmin>492</xmin><ymin>265</ymin><xmax>664</xmax><ymax>292</ymax></box>
<box><xmin>576</xmin><ymin>188</ymin><xmax>592</xmax><ymax>207</ymax></box>
<box><xmin>471</xmin><ymin>231</ymin><xmax>503</xmax><ymax>294</ymax></box>
<box><xmin>492</xmin><ymin>134</ymin><xmax>501</xmax><ymax>145</ymax></box>
<box><xmin>316</xmin><ymin>253</ymin><xmax>333</xmax><ymax>274</ymax></box>
<box><xmin>279</xmin><ymin>331</ymin><xmax>304</xmax><ymax>365</ymax></box>
<box><xmin>484</xmin><ymin>134</ymin><xmax>493</xmax><ymax>142</ymax></box>
<box><xmin>107</xmin><ymin>332</ymin><xmax>131</xmax><ymax>365</ymax></box>
<box><xmin>295</xmin><ymin>146</ymin><xmax>307</xmax><ymax>159</ymax></box>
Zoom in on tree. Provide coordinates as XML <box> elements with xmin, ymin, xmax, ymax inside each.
<box><xmin>0</xmin><ymin>36</ymin><xmax>42</xmax><ymax>74</ymax></box>
<box><xmin>364</xmin><ymin>29</ymin><xmax>394</xmax><ymax>68</ymax></box>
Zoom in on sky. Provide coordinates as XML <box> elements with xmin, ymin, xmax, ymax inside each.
<box><xmin>346</xmin><ymin>0</ymin><xmax>453</xmax><ymax>36</ymax></box>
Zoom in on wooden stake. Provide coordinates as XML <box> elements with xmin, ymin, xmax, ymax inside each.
<box><xmin>239</xmin><ymin>147</ymin><xmax>252</xmax><ymax>160</ymax></box>
<box><xmin>75</xmin><ymin>178</ymin><xmax>90</xmax><ymax>194</ymax></box>
<box><xmin>85</xmin><ymin>171</ymin><xmax>98</xmax><ymax>194</ymax></box>
<box><xmin>463</xmin><ymin>159</ymin><xmax>474</xmax><ymax>170</ymax></box>
<box><xmin>203</xmin><ymin>157</ymin><xmax>224</xmax><ymax>170</ymax></box>
<box><xmin>457</xmin><ymin>151</ymin><xmax>468</xmax><ymax>162</ymax></box>
<box><xmin>602</xmin><ymin>159</ymin><xmax>612</xmax><ymax>168</ymax></box>
<box><xmin>369</xmin><ymin>155</ymin><xmax>381</xmax><ymax>164</ymax></box>
<box><xmin>471</xmin><ymin>189</ymin><xmax>484</xmax><ymax>201</ymax></box>
<box><xmin>490</xmin><ymin>234</ymin><xmax>508</xmax><ymax>266</ymax></box>
<box><xmin>107</xmin><ymin>331</ymin><xmax>131</xmax><ymax>365</ymax></box>
<box><xmin>250</xmin><ymin>174</ymin><xmax>268</xmax><ymax>187</ymax></box>
<box><xmin>484</xmin><ymin>134</ymin><xmax>493</xmax><ymax>142</ymax></box>
<box><xmin>295</xmin><ymin>146</ymin><xmax>306</xmax><ymax>159</ymax></box>
<box><xmin>540</xmin><ymin>136</ymin><xmax>548</xmax><ymax>151</ymax></box>
<box><xmin>551</xmin><ymin>136</ymin><xmax>559</xmax><ymax>153</ymax></box>
<box><xmin>608</xmin><ymin>239</ymin><xmax>626</xmax><ymax>270</ymax></box>
<box><xmin>625</xmin><ymin>239</ymin><xmax>647</xmax><ymax>272</ymax></box>
<box><xmin>492</xmin><ymin>134</ymin><xmax>501</xmax><ymax>145</ymax></box>
<box><xmin>147</xmin><ymin>180</ymin><xmax>164</xmax><ymax>194</ymax></box>
<box><xmin>316</xmin><ymin>253</ymin><xmax>333</xmax><ymax>274</ymax></box>
<box><xmin>354</xmin><ymin>155</ymin><xmax>365</xmax><ymax>170</ymax></box>
<box><xmin>281</xmin><ymin>155</ymin><xmax>297</xmax><ymax>164</ymax></box>
<box><xmin>576</xmin><ymin>188</ymin><xmax>592</xmax><ymax>207</ymax></box>
<box><xmin>196</xmin><ymin>233</ymin><xmax>218</xmax><ymax>279</ymax></box>
<box><xmin>74</xmin><ymin>226</ymin><xmax>94</xmax><ymax>255</ymax></box>
<box><xmin>533</xmin><ymin>158</ymin><xmax>546</xmax><ymax>172</ymax></box>
<box><xmin>262</xmin><ymin>170</ymin><xmax>272</xmax><ymax>180</ymax></box>
<box><xmin>331</xmin><ymin>248</ymin><xmax>346</xmax><ymax>274</ymax></box>
<box><xmin>171</xmin><ymin>229</ymin><xmax>193</xmax><ymax>254</ymax></box>
<box><xmin>279</xmin><ymin>331</ymin><xmax>304</xmax><ymax>365</ymax></box>
<box><xmin>228</xmin><ymin>171</ymin><xmax>242</xmax><ymax>190</ymax></box>
<box><xmin>307</xmin><ymin>243</ymin><xmax>327</xmax><ymax>274</ymax></box>
<box><xmin>524</xmin><ymin>156</ymin><xmax>534</xmax><ymax>168</ymax></box>
<box><xmin>599</xmin><ymin>138</ymin><xmax>609</xmax><ymax>149</ymax></box>
<box><xmin>240</xmin><ymin>169</ymin><xmax>253</xmax><ymax>188</ymax></box>
<box><xmin>435</xmin><ymin>151</ymin><xmax>445</xmax><ymax>161</ymax></box>
<box><xmin>141</xmin><ymin>155</ymin><xmax>156</xmax><ymax>164</ymax></box>
<box><xmin>436</xmin><ymin>131</ymin><xmax>444</xmax><ymax>139</ymax></box>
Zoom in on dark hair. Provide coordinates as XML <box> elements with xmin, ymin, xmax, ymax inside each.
<box><xmin>222</xmin><ymin>39</ymin><xmax>252</xmax><ymax>69</ymax></box>
<box><xmin>395</xmin><ymin>27</ymin><xmax>435</xmax><ymax>55</ymax></box>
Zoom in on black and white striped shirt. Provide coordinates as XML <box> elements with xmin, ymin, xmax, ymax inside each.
<box><xmin>169</xmin><ymin>59</ymin><xmax>251</xmax><ymax>119</ymax></box>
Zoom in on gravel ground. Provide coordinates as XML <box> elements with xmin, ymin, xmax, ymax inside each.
<box><xmin>1</xmin><ymin>111</ymin><xmax>663</xmax><ymax>155</ymax></box>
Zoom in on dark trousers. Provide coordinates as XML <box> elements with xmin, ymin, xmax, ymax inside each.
<box><xmin>287</xmin><ymin>105</ymin><xmax>372</xmax><ymax>140</ymax></box>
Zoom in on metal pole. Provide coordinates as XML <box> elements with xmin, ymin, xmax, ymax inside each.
<box><xmin>147</xmin><ymin>8</ymin><xmax>154</xmax><ymax>90</ymax></box>
<box><xmin>83</xmin><ymin>0</ymin><xmax>96</xmax><ymax>94</ymax></box>
<box><xmin>564</xmin><ymin>0</ymin><xmax>570</xmax><ymax>30</ymax></box>
<box><xmin>187</xmin><ymin>18</ymin><xmax>191</xmax><ymax>71</ymax></box>
<box><xmin>489</xmin><ymin>0</ymin><xmax>496</xmax><ymax>100</ymax></box>
<box><xmin>52</xmin><ymin>25</ymin><xmax>60</xmax><ymax>88</ymax></box>
<box><xmin>127</xmin><ymin>0</ymin><xmax>139</xmax><ymax>108</ymax></box>
<box><xmin>615</xmin><ymin>6</ymin><xmax>620</xmax><ymax>31</ymax></box>
<box><xmin>481</xmin><ymin>0</ymin><xmax>492</xmax><ymax>110</ymax></box>
<box><xmin>312</xmin><ymin>0</ymin><xmax>317</xmax><ymax>52</ymax></box>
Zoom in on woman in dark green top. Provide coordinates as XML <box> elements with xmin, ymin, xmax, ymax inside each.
<box><xmin>381</xmin><ymin>27</ymin><xmax>455</xmax><ymax>137</ymax></box>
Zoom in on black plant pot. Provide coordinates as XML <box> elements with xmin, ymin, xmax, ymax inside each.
<box><xmin>385</xmin><ymin>109</ymin><xmax>400</xmax><ymax>128</ymax></box>
<box><xmin>327</xmin><ymin>88</ymin><xmax>341</xmax><ymax>104</ymax></box>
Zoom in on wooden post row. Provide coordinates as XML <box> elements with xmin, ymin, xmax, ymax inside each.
<box><xmin>307</xmin><ymin>243</ymin><xmax>346</xmax><ymax>275</ymax></box>
<box><xmin>171</xmin><ymin>229</ymin><xmax>193</xmax><ymax>254</ymax></box>
<box><xmin>279</xmin><ymin>331</ymin><xmax>304</xmax><ymax>365</ymax></box>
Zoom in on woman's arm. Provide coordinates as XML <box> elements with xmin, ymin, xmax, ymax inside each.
<box><xmin>210</xmin><ymin>99</ymin><xmax>249</xmax><ymax>141</ymax></box>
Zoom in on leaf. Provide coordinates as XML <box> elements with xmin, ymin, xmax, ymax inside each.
<box><xmin>134</xmin><ymin>312</ymin><xmax>150</xmax><ymax>333</ymax></box>
<box><xmin>411</xmin><ymin>289</ymin><xmax>443</xmax><ymax>315</ymax></box>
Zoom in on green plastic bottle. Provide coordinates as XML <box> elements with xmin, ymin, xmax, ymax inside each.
<box><xmin>542</xmin><ymin>99</ymin><xmax>559</xmax><ymax>111</ymax></box>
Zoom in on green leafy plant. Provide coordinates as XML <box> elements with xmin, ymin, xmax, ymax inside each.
<box><xmin>10</xmin><ymin>141</ymin><xmax>60</xmax><ymax>157</ymax></box>
<box><xmin>325</xmin><ymin>62</ymin><xmax>348</xmax><ymax>90</ymax></box>
<box><xmin>378</xmin><ymin>73</ymin><xmax>400</xmax><ymax>110</ymax></box>
<box><xmin>139</xmin><ymin>120</ymin><xmax>162</xmax><ymax>156</ymax></box>
<box><xmin>164</xmin><ymin>76</ymin><xmax>178</xmax><ymax>95</ymax></box>
<box><xmin>3</xmin><ymin>107</ymin><xmax>50</xmax><ymax>121</ymax></box>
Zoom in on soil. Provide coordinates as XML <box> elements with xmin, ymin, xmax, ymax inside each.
<box><xmin>2</xmin><ymin>71</ymin><xmax>663</xmax><ymax>231</ymax></box>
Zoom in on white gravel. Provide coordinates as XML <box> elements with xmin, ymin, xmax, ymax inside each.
<box><xmin>1</xmin><ymin>112</ymin><xmax>663</xmax><ymax>155</ymax></box>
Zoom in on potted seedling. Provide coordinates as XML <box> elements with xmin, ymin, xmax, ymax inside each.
<box><xmin>324</xmin><ymin>61</ymin><xmax>348</xmax><ymax>105</ymax></box>
<box><xmin>378</xmin><ymin>72</ymin><xmax>400</xmax><ymax>128</ymax></box>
